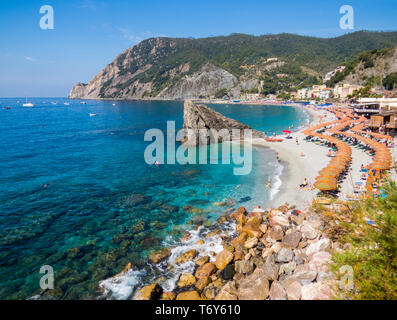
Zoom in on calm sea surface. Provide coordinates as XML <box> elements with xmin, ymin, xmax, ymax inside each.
<box><xmin>0</xmin><ymin>98</ymin><xmax>309</xmax><ymax>299</ymax></box>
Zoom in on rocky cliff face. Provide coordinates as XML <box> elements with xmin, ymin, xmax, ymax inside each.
<box><xmin>339</xmin><ymin>47</ymin><xmax>397</xmax><ymax>87</ymax></box>
<box><xmin>182</xmin><ymin>100</ymin><xmax>264</xmax><ymax>147</ymax></box>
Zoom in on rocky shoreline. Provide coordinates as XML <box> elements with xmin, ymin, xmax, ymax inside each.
<box><xmin>105</xmin><ymin>202</ymin><xmax>340</xmax><ymax>300</ymax></box>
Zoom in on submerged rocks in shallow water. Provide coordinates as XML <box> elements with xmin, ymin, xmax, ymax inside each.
<box><xmin>149</xmin><ymin>248</ymin><xmax>171</xmax><ymax>264</ymax></box>
<box><xmin>158</xmin><ymin>204</ymin><xmax>179</xmax><ymax>214</ymax></box>
<box><xmin>182</xmin><ymin>205</ymin><xmax>204</xmax><ymax>215</ymax></box>
<box><xmin>130</xmin><ymin>221</ymin><xmax>147</xmax><ymax>235</ymax></box>
<box><xmin>124</xmin><ymin>194</ymin><xmax>152</xmax><ymax>207</ymax></box>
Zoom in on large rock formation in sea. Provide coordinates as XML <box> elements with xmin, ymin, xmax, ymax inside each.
<box><xmin>182</xmin><ymin>100</ymin><xmax>264</xmax><ymax>147</ymax></box>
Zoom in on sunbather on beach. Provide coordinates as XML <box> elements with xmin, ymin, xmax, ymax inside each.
<box><xmin>300</xmin><ymin>178</ymin><xmax>308</xmax><ymax>188</ymax></box>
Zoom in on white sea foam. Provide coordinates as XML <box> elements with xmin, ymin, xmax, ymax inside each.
<box><xmin>270</xmin><ymin>162</ymin><xmax>284</xmax><ymax>200</ymax></box>
<box><xmin>98</xmin><ymin>268</ymin><xmax>147</xmax><ymax>300</ymax></box>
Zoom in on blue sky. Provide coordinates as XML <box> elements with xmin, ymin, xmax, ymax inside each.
<box><xmin>0</xmin><ymin>0</ymin><xmax>396</xmax><ymax>97</ymax></box>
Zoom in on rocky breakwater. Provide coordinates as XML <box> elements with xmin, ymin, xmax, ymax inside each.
<box><xmin>133</xmin><ymin>205</ymin><xmax>339</xmax><ymax>300</ymax></box>
<box><xmin>182</xmin><ymin>100</ymin><xmax>265</xmax><ymax>147</ymax></box>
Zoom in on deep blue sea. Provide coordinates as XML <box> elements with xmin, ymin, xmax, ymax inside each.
<box><xmin>0</xmin><ymin>98</ymin><xmax>310</xmax><ymax>299</ymax></box>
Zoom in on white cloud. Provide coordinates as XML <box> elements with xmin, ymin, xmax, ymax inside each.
<box><xmin>117</xmin><ymin>28</ymin><xmax>168</xmax><ymax>44</ymax></box>
<box><xmin>25</xmin><ymin>57</ymin><xmax>37</xmax><ymax>62</ymax></box>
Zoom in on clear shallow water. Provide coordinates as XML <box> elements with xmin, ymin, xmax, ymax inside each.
<box><xmin>0</xmin><ymin>98</ymin><xmax>309</xmax><ymax>299</ymax></box>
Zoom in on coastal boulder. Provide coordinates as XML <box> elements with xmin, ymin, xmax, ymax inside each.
<box><xmin>282</xmin><ymin>230</ymin><xmax>302</xmax><ymax>249</ymax></box>
<box><xmin>177</xmin><ymin>273</ymin><xmax>197</xmax><ymax>288</ymax></box>
<box><xmin>230</xmin><ymin>232</ymin><xmax>248</xmax><ymax>248</ymax></box>
<box><xmin>176</xmin><ymin>291</ymin><xmax>202</xmax><ymax>300</ymax></box>
<box><xmin>276</xmin><ymin>248</ymin><xmax>294</xmax><ymax>263</ymax></box>
<box><xmin>285</xmin><ymin>281</ymin><xmax>302</xmax><ymax>300</ymax></box>
<box><xmin>237</xmin><ymin>273</ymin><xmax>269</xmax><ymax>300</ymax></box>
<box><xmin>301</xmin><ymin>283</ymin><xmax>333</xmax><ymax>300</ymax></box>
<box><xmin>235</xmin><ymin>260</ymin><xmax>254</xmax><ymax>275</ymax></box>
<box><xmin>175</xmin><ymin>249</ymin><xmax>197</xmax><ymax>265</ymax></box>
<box><xmin>195</xmin><ymin>262</ymin><xmax>217</xmax><ymax>278</ymax></box>
<box><xmin>148</xmin><ymin>248</ymin><xmax>171</xmax><ymax>264</ymax></box>
<box><xmin>269</xmin><ymin>212</ymin><xmax>290</xmax><ymax>228</ymax></box>
<box><xmin>269</xmin><ymin>225</ymin><xmax>284</xmax><ymax>241</ymax></box>
<box><xmin>215</xmin><ymin>250</ymin><xmax>234</xmax><ymax>270</ymax></box>
<box><xmin>269</xmin><ymin>281</ymin><xmax>287</xmax><ymax>300</ymax></box>
<box><xmin>135</xmin><ymin>283</ymin><xmax>163</xmax><ymax>300</ymax></box>
<box><xmin>242</xmin><ymin>217</ymin><xmax>263</xmax><ymax>238</ymax></box>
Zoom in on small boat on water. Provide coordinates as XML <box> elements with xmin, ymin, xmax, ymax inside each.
<box><xmin>64</xmin><ymin>102</ymin><xmax>70</xmax><ymax>106</ymax></box>
<box><xmin>89</xmin><ymin>113</ymin><xmax>96</xmax><ymax>117</ymax></box>
<box><xmin>23</xmin><ymin>97</ymin><xmax>34</xmax><ymax>107</ymax></box>
<box><xmin>81</xmin><ymin>101</ymin><xmax>87</xmax><ymax>105</ymax></box>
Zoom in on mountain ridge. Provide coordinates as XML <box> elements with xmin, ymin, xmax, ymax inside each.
<box><xmin>68</xmin><ymin>31</ymin><xmax>397</xmax><ymax>100</ymax></box>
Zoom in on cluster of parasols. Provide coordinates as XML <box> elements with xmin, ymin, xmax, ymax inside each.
<box><xmin>302</xmin><ymin>107</ymin><xmax>393</xmax><ymax>195</ymax></box>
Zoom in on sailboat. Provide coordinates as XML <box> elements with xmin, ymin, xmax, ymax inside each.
<box><xmin>23</xmin><ymin>97</ymin><xmax>34</xmax><ymax>107</ymax></box>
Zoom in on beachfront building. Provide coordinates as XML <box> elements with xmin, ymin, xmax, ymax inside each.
<box><xmin>333</xmin><ymin>83</ymin><xmax>362</xmax><ymax>100</ymax></box>
<box><xmin>355</xmin><ymin>98</ymin><xmax>397</xmax><ymax>113</ymax></box>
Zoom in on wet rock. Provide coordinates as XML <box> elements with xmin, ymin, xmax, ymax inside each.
<box><xmin>177</xmin><ymin>273</ymin><xmax>197</xmax><ymax>288</ymax></box>
<box><xmin>235</xmin><ymin>260</ymin><xmax>254</xmax><ymax>274</ymax></box>
<box><xmin>242</xmin><ymin>217</ymin><xmax>263</xmax><ymax>238</ymax></box>
<box><xmin>220</xmin><ymin>264</ymin><xmax>235</xmax><ymax>280</ymax></box>
<box><xmin>285</xmin><ymin>281</ymin><xmax>302</xmax><ymax>300</ymax></box>
<box><xmin>195</xmin><ymin>262</ymin><xmax>217</xmax><ymax>278</ymax></box>
<box><xmin>135</xmin><ymin>283</ymin><xmax>163</xmax><ymax>300</ymax></box>
<box><xmin>301</xmin><ymin>223</ymin><xmax>318</xmax><ymax>240</ymax></box>
<box><xmin>176</xmin><ymin>291</ymin><xmax>202</xmax><ymax>300</ymax></box>
<box><xmin>282</xmin><ymin>230</ymin><xmax>302</xmax><ymax>249</ymax></box>
<box><xmin>269</xmin><ymin>225</ymin><xmax>284</xmax><ymax>241</ymax></box>
<box><xmin>269</xmin><ymin>281</ymin><xmax>287</xmax><ymax>300</ymax></box>
<box><xmin>160</xmin><ymin>292</ymin><xmax>176</xmax><ymax>300</ymax></box>
<box><xmin>195</xmin><ymin>256</ymin><xmax>210</xmax><ymax>266</ymax></box>
<box><xmin>230</xmin><ymin>232</ymin><xmax>248</xmax><ymax>247</ymax></box>
<box><xmin>301</xmin><ymin>283</ymin><xmax>333</xmax><ymax>300</ymax></box>
<box><xmin>196</xmin><ymin>239</ymin><xmax>205</xmax><ymax>245</ymax></box>
<box><xmin>175</xmin><ymin>249</ymin><xmax>197</xmax><ymax>265</ymax></box>
<box><xmin>215</xmin><ymin>250</ymin><xmax>234</xmax><ymax>270</ymax></box>
<box><xmin>206</xmin><ymin>230</ymin><xmax>221</xmax><ymax>238</ymax></box>
<box><xmin>230</xmin><ymin>209</ymin><xmax>247</xmax><ymax>225</ymax></box>
<box><xmin>195</xmin><ymin>276</ymin><xmax>211</xmax><ymax>291</ymax></box>
<box><xmin>181</xmin><ymin>233</ymin><xmax>192</xmax><ymax>241</ymax></box>
<box><xmin>276</xmin><ymin>248</ymin><xmax>294</xmax><ymax>263</ymax></box>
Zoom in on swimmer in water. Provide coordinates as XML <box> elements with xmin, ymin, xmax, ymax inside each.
<box><xmin>266</xmin><ymin>180</ymin><xmax>271</xmax><ymax>189</ymax></box>
<box><xmin>155</xmin><ymin>161</ymin><xmax>159</xmax><ymax>167</ymax></box>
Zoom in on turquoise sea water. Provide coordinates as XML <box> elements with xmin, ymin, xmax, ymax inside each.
<box><xmin>0</xmin><ymin>98</ymin><xmax>309</xmax><ymax>299</ymax></box>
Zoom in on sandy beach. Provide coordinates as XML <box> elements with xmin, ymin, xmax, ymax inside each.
<box><xmin>251</xmin><ymin>105</ymin><xmax>378</xmax><ymax>210</ymax></box>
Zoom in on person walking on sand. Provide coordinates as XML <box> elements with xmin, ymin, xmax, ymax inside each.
<box><xmin>296</xmin><ymin>137</ymin><xmax>299</xmax><ymax>145</ymax></box>
<box><xmin>276</xmin><ymin>152</ymin><xmax>280</xmax><ymax>162</ymax></box>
